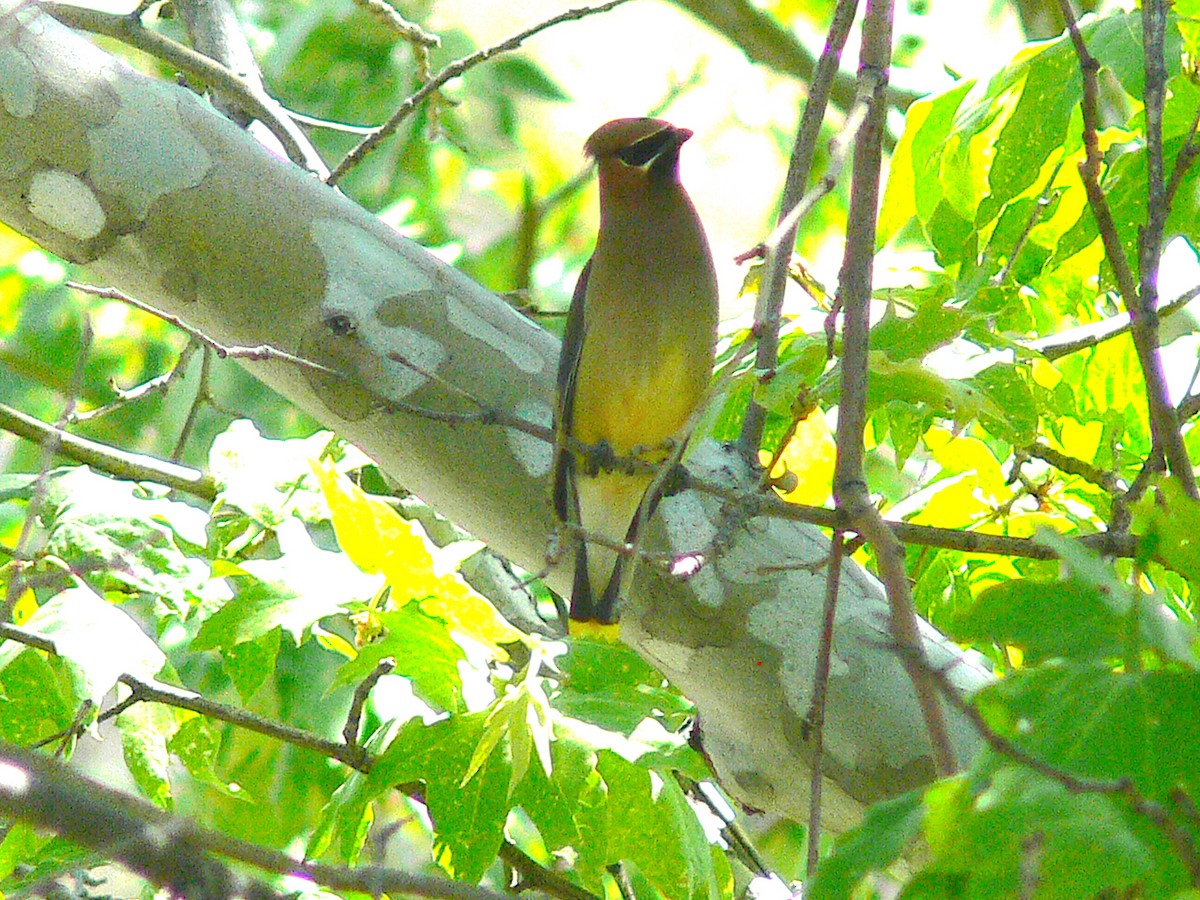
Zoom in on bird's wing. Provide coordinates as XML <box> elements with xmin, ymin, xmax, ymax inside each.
<box><xmin>553</xmin><ymin>257</ymin><xmax>591</xmax><ymax>524</ymax></box>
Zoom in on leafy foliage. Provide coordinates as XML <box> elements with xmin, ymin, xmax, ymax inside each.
<box><xmin>1</xmin><ymin>0</ymin><xmax>1200</xmax><ymax>898</ymax></box>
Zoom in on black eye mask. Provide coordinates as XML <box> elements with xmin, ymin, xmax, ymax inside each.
<box><xmin>614</xmin><ymin>127</ymin><xmax>690</xmax><ymax>178</ymax></box>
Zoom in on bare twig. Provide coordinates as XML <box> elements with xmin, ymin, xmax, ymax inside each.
<box><xmin>737</xmin><ymin>0</ymin><xmax>862</xmax><ymax>459</ymax></box>
<box><xmin>1027</xmin><ymin>282</ymin><xmax>1200</xmax><ymax>361</ymax></box>
<box><xmin>343</xmin><ymin>657</ymin><xmax>396</xmax><ymax>748</ymax></box>
<box><xmin>327</xmin><ymin>0</ymin><xmax>633</xmax><ymax>184</ymax></box>
<box><xmin>991</xmin><ymin>158</ymin><xmax>1064</xmax><ymax>286</ymax></box>
<box><xmin>1</xmin><ymin>320</ymin><xmax>93</xmax><ymax>623</ymax></box>
<box><xmin>806</xmin><ymin>531</ymin><xmax>844</xmax><ymax>873</ymax></box>
<box><xmin>70</xmin><ymin>343</ymin><xmax>199</xmax><ymax>425</ymax></box>
<box><xmin>66</xmin><ymin>282</ymin><xmax>343</xmax><ymax>375</ymax></box>
<box><xmin>0</xmin><ymin>399</ymin><xmax>212</xmax><ymax>501</ymax></box>
<box><xmin>1057</xmin><ymin>0</ymin><xmax>1198</xmax><ymax>498</ymax></box>
<box><xmin>1022</xmin><ymin>440</ymin><xmax>1119</xmax><ymax>492</ymax></box>
<box><xmin>831</xmin><ymin>0</ymin><xmax>956</xmax><ymax>776</ymax></box>
<box><xmin>0</xmin><ymin>742</ymin><xmax>519</xmax><ymax>900</ymax></box>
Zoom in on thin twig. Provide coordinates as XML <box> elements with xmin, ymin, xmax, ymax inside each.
<box><xmin>112</xmin><ymin>673</ymin><xmax>371</xmax><ymax>770</ymax></box>
<box><xmin>0</xmin><ymin>743</ymin><xmax>518</xmax><ymax>900</ymax></box>
<box><xmin>66</xmin><ymin>282</ymin><xmax>343</xmax><ymax>375</ymax></box>
<box><xmin>991</xmin><ymin>158</ymin><xmax>1064</xmax><ymax>286</ymax></box>
<box><xmin>1</xmin><ymin>320</ymin><xmax>93</xmax><ymax>623</ymax></box>
<box><xmin>1022</xmin><ymin>440</ymin><xmax>1119</xmax><ymax>492</ymax></box>
<box><xmin>0</xmin><ymin>401</ymin><xmax>218</xmax><ymax>500</ymax></box>
<box><xmin>806</xmin><ymin>531</ymin><xmax>844</xmax><ymax>873</ymax></box>
<box><xmin>832</xmin><ymin>0</ymin><xmax>956</xmax><ymax>776</ymax></box>
<box><xmin>343</xmin><ymin>657</ymin><xmax>396</xmax><ymax>748</ymax></box>
<box><xmin>327</xmin><ymin>0</ymin><xmax>633</xmax><ymax>184</ymax></box>
<box><xmin>737</xmin><ymin>0</ymin><xmax>862</xmax><ymax>459</ymax></box>
<box><xmin>70</xmin><ymin>343</ymin><xmax>199</xmax><ymax>425</ymax></box>
<box><xmin>1027</xmin><ymin>281</ymin><xmax>1200</xmax><ymax>360</ymax></box>
<box><xmin>1057</xmin><ymin>0</ymin><xmax>1198</xmax><ymax>499</ymax></box>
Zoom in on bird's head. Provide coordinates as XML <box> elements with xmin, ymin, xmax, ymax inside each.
<box><xmin>585</xmin><ymin>118</ymin><xmax>694</xmax><ymax>199</ymax></box>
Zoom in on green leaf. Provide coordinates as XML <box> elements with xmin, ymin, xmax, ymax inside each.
<box><xmin>491</xmin><ymin>57</ymin><xmax>570</xmax><ymax>101</ymax></box>
<box><xmin>1133</xmin><ymin>477</ymin><xmax>1200</xmax><ymax>589</ymax></box>
<box><xmin>169</xmin><ymin>715</ymin><xmax>234</xmax><ymax>794</ymax></box>
<box><xmin>808</xmin><ymin>787</ymin><xmax>925</xmax><ymax>899</ymax></box>
<box><xmin>117</xmin><ymin>701</ymin><xmax>177</xmax><ymax>810</ymax></box>
<box><xmin>368</xmin><ymin>712</ymin><xmax>511</xmax><ymax>882</ymax></box>
<box><xmin>39</xmin><ymin>467</ymin><xmax>209</xmax><ymax>601</ymax></box>
<box><xmin>977</xmin><ymin>665</ymin><xmax>1200</xmax><ymax>802</ymax></box>
<box><xmin>968</xmin><ymin>363</ymin><xmax>1037</xmax><ymax>443</ymax></box>
<box><xmin>193</xmin><ymin>519</ymin><xmax>369</xmax><ymax>650</ymax></box>
<box><xmin>334</xmin><ymin>603</ymin><xmax>465</xmax><ymax>713</ymax></box>
<box><xmin>870</xmin><ymin>288</ymin><xmax>974</xmax><ymax>362</ymax></box>
<box><xmin>956</xmin><ymin>576</ymin><xmax>1125</xmax><ymax>663</ymax></box>
<box><xmin>220</xmin><ymin>627</ymin><xmax>280</xmax><ymax>702</ymax></box>
<box><xmin>917</xmin><ymin>765</ymin><xmax>1169</xmax><ymax>897</ymax></box>
<box><xmin>555</xmin><ymin>638</ymin><xmax>692</xmax><ymax>735</ymax></box>
<box><xmin>0</xmin><ymin>649</ymin><xmax>75</xmax><ymax>744</ymax></box>
<box><xmin>10</xmin><ymin>586</ymin><xmax>166</xmax><ymax>705</ymax></box>
<box><xmin>513</xmin><ymin>732</ymin><xmax>610</xmax><ymax>889</ymax></box>
<box><xmin>308</xmin><ymin>720</ymin><xmax>401</xmax><ymax>864</ymax></box>
<box><xmin>599</xmin><ymin>752</ymin><xmax>722</xmax><ymax>900</ymax></box>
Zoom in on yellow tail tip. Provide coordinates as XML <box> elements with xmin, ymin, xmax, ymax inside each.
<box><xmin>568</xmin><ymin>620</ymin><xmax>622</xmax><ymax>642</ymax></box>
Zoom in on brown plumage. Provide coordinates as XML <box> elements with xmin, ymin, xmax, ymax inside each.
<box><xmin>553</xmin><ymin>118</ymin><xmax>719</xmax><ymax>634</ymax></box>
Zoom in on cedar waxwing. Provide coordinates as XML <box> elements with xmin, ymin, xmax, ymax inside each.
<box><xmin>554</xmin><ymin>118</ymin><xmax>719</xmax><ymax>635</ymax></box>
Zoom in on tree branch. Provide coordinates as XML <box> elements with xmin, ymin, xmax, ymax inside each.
<box><xmin>41</xmin><ymin>1</ymin><xmax>323</xmax><ymax>173</ymax></box>
<box><xmin>736</xmin><ymin>0</ymin><xmax>861</xmax><ymax>459</ymax></box>
<box><xmin>832</xmin><ymin>0</ymin><xmax>956</xmax><ymax>776</ymax></box>
<box><xmin>1058</xmin><ymin>0</ymin><xmax>1197</xmax><ymax>499</ymax></box>
<box><xmin>0</xmin><ymin>742</ymin><xmax>520</xmax><ymax>900</ymax></box>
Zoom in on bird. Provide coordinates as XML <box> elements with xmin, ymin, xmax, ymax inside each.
<box><xmin>553</xmin><ymin>117</ymin><xmax>719</xmax><ymax>638</ymax></box>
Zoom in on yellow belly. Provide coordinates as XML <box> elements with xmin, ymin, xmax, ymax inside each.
<box><xmin>571</xmin><ymin>344</ymin><xmax>704</xmax><ymax>455</ymax></box>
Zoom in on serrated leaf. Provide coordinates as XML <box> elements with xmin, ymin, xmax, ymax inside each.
<box><xmin>117</xmin><ymin>701</ymin><xmax>177</xmax><ymax>810</ymax></box>
<box><xmin>368</xmin><ymin>713</ymin><xmax>511</xmax><ymax>882</ymax></box>
<box><xmin>308</xmin><ymin>720</ymin><xmax>401</xmax><ymax>864</ymax></box>
<box><xmin>916</xmin><ymin>766</ymin><xmax>1162</xmax><ymax>897</ymax></box>
<box><xmin>598</xmin><ymin>753</ymin><xmax>721</xmax><ymax>900</ymax></box>
<box><xmin>513</xmin><ymin>732</ymin><xmax>609</xmax><ymax>888</ymax></box>
<box><xmin>0</xmin><ymin>648</ymin><xmax>75</xmax><ymax>744</ymax></box>
<box><xmin>313</xmin><ymin>462</ymin><xmax>520</xmax><ymax>653</ymax></box>
<box><xmin>12</xmin><ymin>586</ymin><xmax>165</xmax><ymax>705</ymax></box>
<box><xmin>334</xmin><ymin>604</ymin><xmax>465</xmax><ymax>712</ymax></box>
<box><xmin>193</xmin><ymin>519</ymin><xmax>369</xmax><ymax>650</ymax></box>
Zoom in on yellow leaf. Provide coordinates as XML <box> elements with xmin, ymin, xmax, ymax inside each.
<box><xmin>908</xmin><ymin>473</ymin><xmax>990</xmax><ymax>528</ymax></box>
<box><xmin>925</xmin><ymin>427</ymin><xmax>1008</xmax><ymax>501</ymax></box>
<box><xmin>766</xmin><ymin>407</ymin><xmax>836</xmax><ymax>507</ymax></box>
<box><xmin>312</xmin><ymin>461</ymin><xmax>521</xmax><ymax>653</ymax></box>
